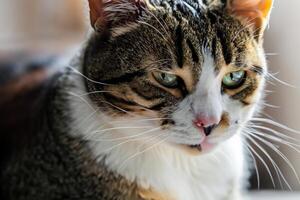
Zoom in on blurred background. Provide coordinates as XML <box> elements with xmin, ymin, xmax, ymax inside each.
<box><xmin>0</xmin><ymin>0</ymin><xmax>87</xmax><ymax>53</ymax></box>
<box><xmin>0</xmin><ymin>0</ymin><xmax>300</xmax><ymax>193</ymax></box>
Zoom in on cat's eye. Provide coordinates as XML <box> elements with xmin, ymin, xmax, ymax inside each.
<box><xmin>153</xmin><ymin>71</ymin><xmax>179</xmax><ymax>88</ymax></box>
<box><xmin>222</xmin><ymin>70</ymin><xmax>246</xmax><ymax>89</ymax></box>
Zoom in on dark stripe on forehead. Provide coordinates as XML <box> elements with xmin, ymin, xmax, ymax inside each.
<box><xmin>102</xmin><ymin>70</ymin><xmax>145</xmax><ymax>84</ymax></box>
<box><xmin>206</xmin><ymin>11</ymin><xmax>234</xmax><ymax>66</ymax></box>
<box><xmin>216</xmin><ymin>29</ymin><xmax>233</xmax><ymax>65</ymax></box>
<box><xmin>175</xmin><ymin>25</ymin><xmax>184</xmax><ymax>68</ymax></box>
<box><xmin>186</xmin><ymin>39</ymin><xmax>199</xmax><ymax>63</ymax></box>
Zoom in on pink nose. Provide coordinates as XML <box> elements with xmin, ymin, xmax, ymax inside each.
<box><xmin>194</xmin><ymin>116</ymin><xmax>219</xmax><ymax>136</ymax></box>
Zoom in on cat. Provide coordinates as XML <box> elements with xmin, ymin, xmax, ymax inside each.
<box><xmin>0</xmin><ymin>0</ymin><xmax>273</xmax><ymax>199</ymax></box>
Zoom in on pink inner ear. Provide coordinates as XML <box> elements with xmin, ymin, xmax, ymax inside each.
<box><xmin>233</xmin><ymin>10</ymin><xmax>264</xmax><ymax>32</ymax></box>
<box><xmin>88</xmin><ymin>0</ymin><xmax>147</xmax><ymax>32</ymax></box>
<box><xmin>228</xmin><ymin>0</ymin><xmax>273</xmax><ymax>35</ymax></box>
<box><xmin>88</xmin><ymin>0</ymin><xmax>105</xmax><ymax>29</ymax></box>
<box><xmin>230</xmin><ymin>0</ymin><xmax>273</xmax><ymax>18</ymax></box>
<box><xmin>231</xmin><ymin>0</ymin><xmax>262</xmax><ymax>9</ymax></box>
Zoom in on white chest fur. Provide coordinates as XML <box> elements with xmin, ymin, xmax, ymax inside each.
<box><xmin>92</xmin><ymin>134</ymin><xmax>245</xmax><ymax>200</ymax></box>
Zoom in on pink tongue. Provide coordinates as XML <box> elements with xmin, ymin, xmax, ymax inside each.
<box><xmin>200</xmin><ymin>137</ymin><xmax>214</xmax><ymax>151</ymax></box>
<box><xmin>201</xmin><ymin>141</ymin><xmax>213</xmax><ymax>151</ymax></box>
<box><xmin>199</xmin><ymin>132</ymin><xmax>206</xmax><ymax>143</ymax></box>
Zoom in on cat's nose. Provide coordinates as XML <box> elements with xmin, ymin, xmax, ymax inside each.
<box><xmin>193</xmin><ymin>116</ymin><xmax>219</xmax><ymax>136</ymax></box>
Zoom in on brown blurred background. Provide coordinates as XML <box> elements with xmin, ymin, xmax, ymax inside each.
<box><xmin>0</xmin><ymin>0</ymin><xmax>87</xmax><ymax>53</ymax></box>
<box><xmin>0</xmin><ymin>0</ymin><xmax>300</xmax><ymax>192</ymax></box>
<box><xmin>263</xmin><ymin>0</ymin><xmax>300</xmax><ymax>190</ymax></box>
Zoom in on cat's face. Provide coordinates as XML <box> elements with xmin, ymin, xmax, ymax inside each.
<box><xmin>84</xmin><ymin>0</ymin><xmax>272</xmax><ymax>154</ymax></box>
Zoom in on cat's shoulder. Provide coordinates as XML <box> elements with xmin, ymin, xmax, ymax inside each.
<box><xmin>0</xmin><ymin>53</ymin><xmax>62</xmax><ymax>167</ymax></box>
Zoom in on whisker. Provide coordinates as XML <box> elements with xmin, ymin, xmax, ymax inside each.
<box><xmin>87</xmin><ymin>127</ymin><xmax>161</xmax><ymax>142</ymax></box>
<box><xmin>244</xmin><ymin>141</ymin><xmax>276</xmax><ymax>188</ymax></box>
<box><xmin>100</xmin><ymin>100</ymin><xmax>136</xmax><ymax>116</ymax></box>
<box><xmin>243</xmin><ymin>141</ymin><xmax>261</xmax><ymax>189</ymax></box>
<box><xmin>144</xmin><ymin>59</ymin><xmax>173</xmax><ymax>69</ymax></box>
<box><xmin>67</xmin><ymin>66</ymin><xmax>111</xmax><ymax>86</ymax></box>
<box><xmin>100</xmin><ymin>128</ymin><xmax>162</xmax><ymax>153</ymax></box>
<box><xmin>67</xmin><ymin>92</ymin><xmax>96</xmax><ymax>111</ymax></box>
<box><xmin>261</xmin><ymin>103</ymin><xmax>280</xmax><ymax>109</ymax></box>
<box><xmin>140</xmin><ymin>9</ymin><xmax>176</xmax><ymax>59</ymax></box>
<box><xmin>258</xmin><ymin>112</ymin><xmax>275</xmax><ymax>121</ymax></box>
<box><xmin>264</xmin><ymin>89</ymin><xmax>275</xmax><ymax>94</ymax></box>
<box><xmin>246</xmin><ymin>134</ymin><xmax>291</xmax><ymax>190</ymax></box>
<box><xmin>111</xmin><ymin>117</ymin><xmax>172</xmax><ymax>124</ymax></box>
<box><xmin>90</xmin><ymin>126</ymin><xmax>153</xmax><ymax>134</ymax></box>
<box><xmin>249</xmin><ymin>124</ymin><xmax>300</xmax><ymax>144</ymax></box>
<box><xmin>143</xmin><ymin>8</ymin><xmax>173</xmax><ymax>43</ymax></box>
<box><xmin>231</xmin><ymin>18</ymin><xmax>256</xmax><ymax>43</ymax></box>
<box><xmin>82</xmin><ymin>116</ymin><xmax>171</xmax><ymax>141</ymax></box>
<box><xmin>247</xmin><ymin>130</ymin><xmax>300</xmax><ymax>154</ymax></box>
<box><xmin>77</xmin><ymin>90</ymin><xmax>115</xmax><ymax>97</ymax></box>
<box><xmin>137</xmin><ymin>20</ymin><xmax>170</xmax><ymax>44</ymax></box>
<box><xmin>251</xmin><ymin>118</ymin><xmax>300</xmax><ymax>135</ymax></box>
<box><xmin>266</xmin><ymin>72</ymin><xmax>297</xmax><ymax>88</ymax></box>
<box><xmin>75</xmin><ymin>108</ymin><xmax>100</xmax><ymax>131</ymax></box>
<box><xmin>118</xmin><ymin>133</ymin><xmax>170</xmax><ymax>171</ymax></box>
<box><xmin>265</xmin><ymin>52</ymin><xmax>279</xmax><ymax>56</ymax></box>
<box><xmin>248</xmin><ymin>132</ymin><xmax>300</xmax><ymax>186</ymax></box>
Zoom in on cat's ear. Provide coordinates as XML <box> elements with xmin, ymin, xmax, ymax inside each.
<box><xmin>88</xmin><ymin>0</ymin><xmax>148</xmax><ymax>35</ymax></box>
<box><xmin>227</xmin><ymin>0</ymin><xmax>273</xmax><ymax>39</ymax></box>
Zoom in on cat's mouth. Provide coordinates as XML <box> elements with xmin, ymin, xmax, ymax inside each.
<box><xmin>170</xmin><ymin>127</ymin><xmax>219</xmax><ymax>154</ymax></box>
<box><xmin>177</xmin><ymin>142</ymin><xmax>214</xmax><ymax>155</ymax></box>
<box><xmin>185</xmin><ymin>138</ymin><xmax>215</xmax><ymax>153</ymax></box>
<box><xmin>189</xmin><ymin>144</ymin><xmax>202</xmax><ymax>151</ymax></box>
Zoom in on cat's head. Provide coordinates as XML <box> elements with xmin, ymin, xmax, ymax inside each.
<box><xmin>83</xmin><ymin>0</ymin><xmax>272</xmax><ymax>154</ymax></box>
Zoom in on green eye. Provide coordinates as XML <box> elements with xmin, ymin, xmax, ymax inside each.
<box><xmin>222</xmin><ymin>70</ymin><xmax>246</xmax><ymax>89</ymax></box>
<box><xmin>153</xmin><ymin>71</ymin><xmax>179</xmax><ymax>88</ymax></box>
